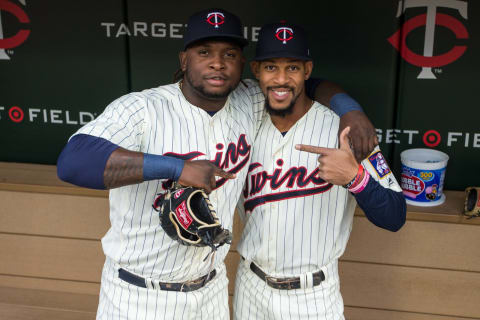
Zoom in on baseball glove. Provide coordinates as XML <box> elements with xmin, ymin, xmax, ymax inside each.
<box><xmin>153</xmin><ymin>183</ymin><xmax>232</xmax><ymax>250</ymax></box>
<box><xmin>464</xmin><ymin>187</ymin><xmax>480</xmax><ymax>219</ymax></box>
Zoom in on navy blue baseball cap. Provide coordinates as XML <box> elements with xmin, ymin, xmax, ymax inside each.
<box><xmin>254</xmin><ymin>22</ymin><xmax>312</xmax><ymax>61</ymax></box>
<box><xmin>183</xmin><ymin>8</ymin><xmax>249</xmax><ymax>50</ymax></box>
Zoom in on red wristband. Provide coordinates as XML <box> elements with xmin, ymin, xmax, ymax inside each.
<box><xmin>350</xmin><ymin>169</ymin><xmax>370</xmax><ymax>194</ymax></box>
<box><xmin>343</xmin><ymin>164</ymin><xmax>364</xmax><ymax>189</ymax></box>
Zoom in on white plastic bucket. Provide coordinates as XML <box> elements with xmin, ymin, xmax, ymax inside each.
<box><xmin>400</xmin><ymin>148</ymin><xmax>449</xmax><ymax>206</ymax></box>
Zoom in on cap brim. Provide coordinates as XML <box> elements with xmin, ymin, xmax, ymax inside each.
<box><xmin>184</xmin><ymin>35</ymin><xmax>249</xmax><ymax>50</ymax></box>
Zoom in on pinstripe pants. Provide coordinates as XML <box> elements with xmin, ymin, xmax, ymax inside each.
<box><xmin>96</xmin><ymin>258</ymin><xmax>230</xmax><ymax>320</ymax></box>
<box><xmin>233</xmin><ymin>259</ymin><xmax>345</xmax><ymax>320</ymax></box>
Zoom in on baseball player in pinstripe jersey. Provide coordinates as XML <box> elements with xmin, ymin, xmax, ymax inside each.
<box><xmin>57</xmin><ymin>8</ymin><xmax>380</xmax><ymax>320</ymax></box>
<box><xmin>57</xmin><ymin>9</ymin><xmax>262</xmax><ymax>319</ymax></box>
<box><xmin>233</xmin><ymin>23</ymin><xmax>407</xmax><ymax>320</ymax></box>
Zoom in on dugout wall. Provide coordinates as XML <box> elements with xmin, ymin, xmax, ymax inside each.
<box><xmin>0</xmin><ymin>0</ymin><xmax>478</xmax><ymax>190</ymax></box>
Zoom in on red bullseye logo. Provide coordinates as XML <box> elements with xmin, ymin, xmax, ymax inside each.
<box><xmin>0</xmin><ymin>0</ymin><xmax>30</xmax><ymax>53</ymax></box>
<box><xmin>388</xmin><ymin>0</ymin><xmax>468</xmax><ymax>79</ymax></box>
<box><xmin>423</xmin><ymin>130</ymin><xmax>441</xmax><ymax>147</ymax></box>
<box><xmin>275</xmin><ymin>27</ymin><xmax>293</xmax><ymax>44</ymax></box>
<box><xmin>206</xmin><ymin>12</ymin><xmax>225</xmax><ymax>29</ymax></box>
<box><xmin>8</xmin><ymin>105</ymin><xmax>24</xmax><ymax>122</ymax></box>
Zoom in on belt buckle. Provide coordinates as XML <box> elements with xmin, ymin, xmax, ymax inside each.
<box><xmin>265</xmin><ymin>275</ymin><xmax>278</xmax><ymax>288</ymax></box>
<box><xmin>180</xmin><ymin>270</ymin><xmax>214</xmax><ymax>292</ymax></box>
<box><xmin>180</xmin><ymin>277</ymin><xmax>202</xmax><ymax>292</ymax></box>
<box><xmin>179</xmin><ymin>282</ymin><xmax>188</xmax><ymax>292</ymax></box>
<box><xmin>265</xmin><ymin>275</ymin><xmax>295</xmax><ymax>289</ymax></box>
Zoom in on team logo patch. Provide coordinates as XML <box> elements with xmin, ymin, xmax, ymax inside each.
<box><xmin>275</xmin><ymin>27</ymin><xmax>293</xmax><ymax>44</ymax></box>
<box><xmin>206</xmin><ymin>12</ymin><xmax>225</xmax><ymax>28</ymax></box>
<box><xmin>175</xmin><ymin>201</ymin><xmax>193</xmax><ymax>229</ymax></box>
<box><xmin>368</xmin><ymin>151</ymin><xmax>391</xmax><ymax>179</ymax></box>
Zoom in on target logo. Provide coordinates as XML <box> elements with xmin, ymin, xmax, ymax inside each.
<box><xmin>0</xmin><ymin>105</ymin><xmax>96</xmax><ymax>125</ymax></box>
<box><xmin>388</xmin><ymin>0</ymin><xmax>468</xmax><ymax>79</ymax></box>
<box><xmin>0</xmin><ymin>0</ymin><xmax>30</xmax><ymax>60</ymax></box>
<box><xmin>376</xmin><ymin>128</ymin><xmax>480</xmax><ymax>149</ymax></box>
<box><xmin>423</xmin><ymin>130</ymin><xmax>441</xmax><ymax>147</ymax></box>
<box><xmin>206</xmin><ymin>12</ymin><xmax>225</xmax><ymax>29</ymax></box>
<box><xmin>8</xmin><ymin>105</ymin><xmax>23</xmax><ymax>122</ymax></box>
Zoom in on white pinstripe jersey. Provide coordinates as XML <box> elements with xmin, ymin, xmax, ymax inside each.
<box><xmin>237</xmin><ymin>102</ymin><xmax>401</xmax><ymax>277</ymax></box>
<box><xmin>73</xmin><ymin>80</ymin><xmax>264</xmax><ymax>281</ymax></box>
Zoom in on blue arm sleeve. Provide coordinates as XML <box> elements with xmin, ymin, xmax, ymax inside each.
<box><xmin>330</xmin><ymin>93</ymin><xmax>364</xmax><ymax>117</ymax></box>
<box><xmin>305</xmin><ymin>78</ymin><xmax>364</xmax><ymax>116</ymax></box>
<box><xmin>353</xmin><ymin>178</ymin><xmax>407</xmax><ymax>232</ymax></box>
<box><xmin>57</xmin><ymin>134</ymin><xmax>185</xmax><ymax>190</ymax></box>
<box><xmin>57</xmin><ymin>134</ymin><xmax>119</xmax><ymax>189</ymax></box>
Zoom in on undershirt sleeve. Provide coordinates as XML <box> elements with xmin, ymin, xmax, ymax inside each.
<box><xmin>353</xmin><ymin>146</ymin><xmax>407</xmax><ymax>232</ymax></box>
<box><xmin>57</xmin><ymin>134</ymin><xmax>120</xmax><ymax>189</ymax></box>
<box><xmin>353</xmin><ymin>178</ymin><xmax>407</xmax><ymax>232</ymax></box>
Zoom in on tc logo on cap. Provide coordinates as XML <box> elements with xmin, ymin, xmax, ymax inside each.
<box><xmin>275</xmin><ymin>27</ymin><xmax>293</xmax><ymax>44</ymax></box>
<box><xmin>206</xmin><ymin>12</ymin><xmax>225</xmax><ymax>28</ymax></box>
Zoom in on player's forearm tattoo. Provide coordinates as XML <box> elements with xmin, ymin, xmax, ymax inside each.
<box><xmin>103</xmin><ymin>148</ymin><xmax>144</xmax><ymax>189</ymax></box>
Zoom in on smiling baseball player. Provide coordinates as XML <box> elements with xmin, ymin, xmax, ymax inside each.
<box><xmin>57</xmin><ymin>8</ymin><xmax>382</xmax><ymax>320</ymax></box>
<box><xmin>234</xmin><ymin>22</ymin><xmax>406</xmax><ymax>320</ymax></box>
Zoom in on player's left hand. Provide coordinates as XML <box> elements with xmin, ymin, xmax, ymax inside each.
<box><xmin>295</xmin><ymin>127</ymin><xmax>358</xmax><ymax>185</ymax></box>
<box><xmin>339</xmin><ymin>110</ymin><xmax>378</xmax><ymax>162</ymax></box>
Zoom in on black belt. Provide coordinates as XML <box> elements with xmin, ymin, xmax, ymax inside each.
<box><xmin>249</xmin><ymin>261</ymin><xmax>325</xmax><ymax>290</ymax></box>
<box><xmin>118</xmin><ymin>268</ymin><xmax>216</xmax><ymax>292</ymax></box>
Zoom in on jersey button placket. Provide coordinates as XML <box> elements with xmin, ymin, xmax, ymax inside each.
<box><xmin>267</xmin><ymin>202</ymin><xmax>278</xmax><ymax>264</ymax></box>
<box><xmin>207</xmin><ymin>117</ymin><xmax>216</xmax><ymax>150</ymax></box>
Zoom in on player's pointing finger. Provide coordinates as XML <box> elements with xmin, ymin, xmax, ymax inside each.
<box><xmin>295</xmin><ymin>144</ymin><xmax>332</xmax><ymax>155</ymax></box>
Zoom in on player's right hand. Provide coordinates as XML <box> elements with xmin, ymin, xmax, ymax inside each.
<box><xmin>295</xmin><ymin>127</ymin><xmax>358</xmax><ymax>186</ymax></box>
<box><xmin>178</xmin><ymin>160</ymin><xmax>236</xmax><ymax>193</ymax></box>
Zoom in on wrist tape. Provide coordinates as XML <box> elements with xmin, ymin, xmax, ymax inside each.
<box><xmin>330</xmin><ymin>93</ymin><xmax>364</xmax><ymax>117</ymax></box>
<box><xmin>143</xmin><ymin>154</ymin><xmax>184</xmax><ymax>181</ymax></box>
